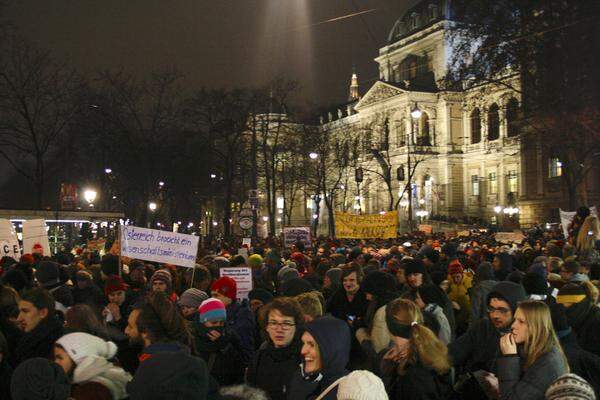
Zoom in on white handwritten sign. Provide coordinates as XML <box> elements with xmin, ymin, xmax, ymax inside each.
<box><xmin>283</xmin><ymin>227</ymin><xmax>312</xmax><ymax>248</ymax></box>
<box><xmin>120</xmin><ymin>226</ymin><xmax>199</xmax><ymax>268</ymax></box>
<box><xmin>220</xmin><ymin>267</ymin><xmax>253</xmax><ymax>300</ymax></box>
<box><xmin>22</xmin><ymin>219</ymin><xmax>51</xmax><ymax>256</ymax></box>
<box><xmin>0</xmin><ymin>219</ymin><xmax>21</xmax><ymax>259</ymax></box>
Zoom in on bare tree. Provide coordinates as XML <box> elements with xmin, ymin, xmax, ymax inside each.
<box><xmin>0</xmin><ymin>35</ymin><xmax>84</xmax><ymax>207</ymax></box>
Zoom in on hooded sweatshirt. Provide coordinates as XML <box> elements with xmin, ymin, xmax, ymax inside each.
<box><xmin>287</xmin><ymin>316</ymin><xmax>351</xmax><ymax>400</ymax></box>
<box><xmin>449</xmin><ymin>281</ymin><xmax>526</xmax><ymax>374</ymax></box>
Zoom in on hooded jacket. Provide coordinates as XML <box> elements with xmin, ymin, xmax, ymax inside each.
<box><xmin>449</xmin><ymin>281</ymin><xmax>526</xmax><ymax>374</ymax></box>
<box><xmin>12</xmin><ymin>315</ymin><xmax>64</xmax><ymax>367</ymax></box>
<box><xmin>565</xmin><ymin>299</ymin><xmax>600</xmax><ymax>357</ymax></box>
<box><xmin>226</xmin><ymin>301</ymin><xmax>255</xmax><ymax>362</ymax></box>
<box><xmin>287</xmin><ymin>317</ymin><xmax>351</xmax><ymax>400</ymax></box>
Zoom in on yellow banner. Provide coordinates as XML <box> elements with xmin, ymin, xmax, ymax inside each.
<box><xmin>335</xmin><ymin>211</ymin><xmax>398</xmax><ymax>239</ymax></box>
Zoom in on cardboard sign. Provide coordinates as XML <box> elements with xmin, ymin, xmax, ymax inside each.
<box><xmin>283</xmin><ymin>227</ymin><xmax>312</xmax><ymax>248</ymax></box>
<box><xmin>22</xmin><ymin>219</ymin><xmax>51</xmax><ymax>256</ymax></box>
<box><xmin>494</xmin><ymin>231</ymin><xmax>526</xmax><ymax>244</ymax></box>
<box><xmin>559</xmin><ymin>207</ymin><xmax>598</xmax><ymax>238</ymax></box>
<box><xmin>220</xmin><ymin>267</ymin><xmax>253</xmax><ymax>300</ymax></box>
<box><xmin>242</xmin><ymin>237</ymin><xmax>252</xmax><ymax>247</ymax></box>
<box><xmin>120</xmin><ymin>226</ymin><xmax>199</xmax><ymax>268</ymax></box>
<box><xmin>0</xmin><ymin>219</ymin><xmax>21</xmax><ymax>260</ymax></box>
<box><xmin>335</xmin><ymin>211</ymin><xmax>398</xmax><ymax>239</ymax></box>
<box><xmin>418</xmin><ymin>224</ymin><xmax>433</xmax><ymax>234</ymax></box>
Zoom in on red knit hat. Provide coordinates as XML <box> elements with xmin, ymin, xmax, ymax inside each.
<box><xmin>20</xmin><ymin>253</ymin><xmax>34</xmax><ymax>265</ymax></box>
<box><xmin>448</xmin><ymin>260</ymin><xmax>464</xmax><ymax>275</ymax></box>
<box><xmin>211</xmin><ymin>276</ymin><xmax>237</xmax><ymax>301</ymax></box>
<box><xmin>104</xmin><ymin>275</ymin><xmax>128</xmax><ymax>296</ymax></box>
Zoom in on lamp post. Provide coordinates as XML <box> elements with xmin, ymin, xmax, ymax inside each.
<box><xmin>84</xmin><ymin>189</ymin><xmax>97</xmax><ymax>208</ymax></box>
<box><xmin>407</xmin><ymin>103</ymin><xmax>422</xmax><ymax>229</ymax></box>
<box><xmin>148</xmin><ymin>202</ymin><xmax>157</xmax><ymax>228</ymax></box>
<box><xmin>355</xmin><ymin>167</ymin><xmax>363</xmax><ymax>214</ymax></box>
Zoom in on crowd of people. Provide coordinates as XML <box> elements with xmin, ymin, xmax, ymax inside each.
<box><xmin>0</xmin><ymin>207</ymin><xmax>599</xmax><ymax>400</ymax></box>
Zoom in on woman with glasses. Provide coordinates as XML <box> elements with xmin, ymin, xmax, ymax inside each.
<box><xmin>246</xmin><ymin>297</ymin><xmax>304</xmax><ymax>400</ymax></box>
<box><xmin>494</xmin><ymin>300</ymin><xmax>569</xmax><ymax>400</ymax></box>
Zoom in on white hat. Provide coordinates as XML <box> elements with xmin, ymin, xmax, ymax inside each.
<box><xmin>316</xmin><ymin>370</ymin><xmax>388</xmax><ymax>400</ymax></box>
<box><xmin>56</xmin><ymin>332</ymin><xmax>118</xmax><ymax>364</ymax></box>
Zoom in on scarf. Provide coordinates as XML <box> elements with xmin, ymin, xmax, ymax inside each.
<box><xmin>72</xmin><ymin>356</ymin><xmax>132</xmax><ymax>400</ymax></box>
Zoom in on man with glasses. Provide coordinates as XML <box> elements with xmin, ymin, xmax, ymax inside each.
<box><xmin>449</xmin><ymin>281</ymin><xmax>526</xmax><ymax>398</ymax></box>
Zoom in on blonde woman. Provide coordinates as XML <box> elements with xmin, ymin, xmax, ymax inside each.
<box><xmin>576</xmin><ymin>215</ymin><xmax>600</xmax><ymax>263</ymax></box>
<box><xmin>497</xmin><ymin>300</ymin><xmax>568</xmax><ymax>400</ymax></box>
<box><xmin>381</xmin><ymin>299</ymin><xmax>452</xmax><ymax>400</ymax></box>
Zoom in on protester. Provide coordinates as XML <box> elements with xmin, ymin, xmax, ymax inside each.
<box><xmin>557</xmin><ymin>282</ymin><xmax>600</xmax><ymax>356</ymax></box>
<box><xmin>178</xmin><ymin>288</ymin><xmax>209</xmax><ymax>321</ymax></box>
<box><xmin>13</xmin><ymin>288</ymin><xmax>64</xmax><ymax>367</ymax></box>
<box><xmin>149</xmin><ymin>269</ymin><xmax>178</xmax><ymax>301</ymax></box>
<box><xmin>10</xmin><ymin>357</ymin><xmax>70</xmax><ymax>400</ymax></box>
<box><xmin>545</xmin><ymin>373</ymin><xmax>596</xmax><ymax>400</ymax></box>
<box><xmin>54</xmin><ymin>332</ymin><xmax>132</xmax><ymax>399</ymax></box>
<box><xmin>247</xmin><ymin>297</ymin><xmax>304</xmax><ymax>400</ymax></box>
<box><xmin>469</xmin><ymin>261</ymin><xmax>497</xmax><ymax>324</ymax></box>
<box><xmin>495</xmin><ymin>300</ymin><xmax>568</xmax><ymax>400</ymax></box>
<box><xmin>447</xmin><ymin>259</ymin><xmax>473</xmax><ymax>333</ymax></box>
<box><xmin>34</xmin><ymin>261</ymin><xmax>74</xmax><ymax>311</ymax></box>
<box><xmin>314</xmin><ymin>370</ymin><xmax>388</xmax><ymax>400</ymax></box>
<box><xmin>287</xmin><ymin>316</ymin><xmax>351</xmax><ymax>400</ymax></box>
<box><xmin>71</xmin><ymin>270</ymin><xmax>105</xmax><ymax>312</ymax></box>
<box><xmin>0</xmin><ymin>284</ymin><xmax>22</xmax><ymax>355</ymax></box>
<box><xmin>295</xmin><ymin>291</ymin><xmax>324</xmax><ymax>322</ymax></box>
<box><xmin>380</xmin><ymin>299</ymin><xmax>452</xmax><ymax>399</ymax></box>
<box><xmin>194</xmin><ymin>298</ymin><xmax>246</xmax><ymax>385</ymax></box>
<box><xmin>0</xmin><ymin>331</ymin><xmax>12</xmax><ymax>400</ymax></box>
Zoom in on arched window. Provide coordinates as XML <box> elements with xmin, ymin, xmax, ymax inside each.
<box><xmin>471</xmin><ymin>108</ymin><xmax>481</xmax><ymax>144</ymax></box>
<box><xmin>417</xmin><ymin>112</ymin><xmax>431</xmax><ymax>146</ymax></box>
<box><xmin>506</xmin><ymin>98</ymin><xmax>520</xmax><ymax>137</ymax></box>
<box><xmin>408</xmin><ymin>59</ymin><xmax>417</xmax><ymax>79</ymax></box>
<box><xmin>488</xmin><ymin>103</ymin><xmax>500</xmax><ymax>141</ymax></box>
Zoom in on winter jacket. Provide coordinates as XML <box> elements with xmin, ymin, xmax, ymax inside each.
<box><xmin>425</xmin><ymin>303</ymin><xmax>451</xmax><ymax>345</ymax></box>
<box><xmin>47</xmin><ymin>283</ymin><xmax>74</xmax><ymax>310</ymax></box>
<box><xmin>326</xmin><ymin>288</ymin><xmax>368</xmax><ymax>326</ymax></box>
<box><xmin>226</xmin><ymin>301</ymin><xmax>256</xmax><ymax>362</ymax></box>
<box><xmin>194</xmin><ymin>324</ymin><xmax>246</xmax><ymax>386</ymax></box>
<box><xmin>0</xmin><ymin>358</ymin><xmax>12</xmax><ymax>400</ymax></box>
<box><xmin>469</xmin><ymin>280</ymin><xmax>497</xmax><ymax>325</ymax></box>
<box><xmin>287</xmin><ymin>317</ymin><xmax>350</xmax><ymax>400</ymax></box>
<box><xmin>70</xmin><ymin>353</ymin><xmax>132</xmax><ymax>399</ymax></box>
<box><xmin>11</xmin><ymin>315</ymin><xmax>64</xmax><ymax>367</ymax></box>
<box><xmin>246</xmin><ymin>335</ymin><xmax>302</xmax><ymax>400</ymax></box>
<box><xmin>497</xmin><ymin>346</ymin><xmax>568</xmax><ymax>400</ymax></box>
<box><xmin>72</xmin><ymin>284</ymin><xmax>106</xmax><ymax>312</ymax></box>
<box><xmin>560</xmin><ymin>329</ymin><xmax>600</xmax><ymax>398</ymax></box>
<box><xmin>71</xmin><ymin>381</ymin><xmax>113</xmax><ymax>400</ymax></box>
<box><xmin>382</xmin><ymin>358</ymin><xmax>452</xmax><ymax>400</ymax></box>
<box><xmin>494</xmin><ymin>253</ymin><xmax>514</xmax><ymax>281</ymax></box>
<box><xmin>565</xmin><ymin>299</ymin><xmax>600</xmax><ymax>357</ymax></box>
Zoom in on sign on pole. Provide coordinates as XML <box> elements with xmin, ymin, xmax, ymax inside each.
<box><xmin>0</xmin><ymin>219</ymin><xmax>21</xmax><ymax>259</ymax></box>
<box><xmin>220</xmin><ymin>267</ymin><xmax>253</xmax><ymax>300</ymax></box>
<box><xmin>283</xmin><ymin>226</ymin><xmax>312</xmax><ymax>248</ymax></box>
<box><xmin>22</xmin><ymin>219</ymin><xmax>51</xmax><ymax>256</ymax></box>
<box><xmin>120</xmin><ymin>226</ymin><xmax>199</xmax><ymax>268</ymax></box>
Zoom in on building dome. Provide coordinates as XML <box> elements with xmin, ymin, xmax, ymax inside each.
<box><xmin>387</xmin><ymin>0</ymin><xmax>455</xmax><ymax>44</ymax></box>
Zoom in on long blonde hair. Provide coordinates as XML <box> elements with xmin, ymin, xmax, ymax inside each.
<box><xmin>576</xmin><ymin>215</ymin><xmax>600</xmax><ymax>253</ymax></box>
<box><xmin>387</xmin><ymin>299</ymin><xmax>450</xmax><ymax>375</ymax></box>
<box><xmin>517</xmin><ymin>300</ymin><xmax>568</xmax><ymax>370</ymax></box>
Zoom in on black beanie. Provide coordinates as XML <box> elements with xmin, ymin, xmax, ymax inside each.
<box><xmin>522</xmin><ymin>272</ymin><xmax>548</xmax><ymax>296</ymax></box>
<box><xmin>34</xmin><ymin>261</ymin><xmax>60</xmax><ymax>287</ymax></box>
<box><xmin>362</xmin><ymin>271</ymin><xmax>395</xmax><ymax>298</ymax></box>
<box><xmin>11</xmin><ymin>357</ymin><xmax>70</xmax><ymax>400</ymax></box>
<box><xmin>404</xmin><ymin>259</ymin><xmax>426</xmax><ymax>276</ymax></box>
<box><xmin>100</xmin><ymin>254</ymin><xmax>120</xmax><ymax>276</ymax></box>
<box><xmin>442</xmin><ymin>242</ymin><xmax>458</xmax><ymax>258</ymax></box>
<box><xmin>281</xmin><ymin>277</ymin><xmax>313</xmax><ymax>297</ymax></box>
<box><xmin>248</xmin><ymin>288</ymin><xmax>274</xmax><ymax>304</ymax></box>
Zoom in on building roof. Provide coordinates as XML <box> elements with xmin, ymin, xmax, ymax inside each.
<box><xmin>387</xmin><ymin>0</ymin><xmax>455</xmax><ymax>45</ymax></box>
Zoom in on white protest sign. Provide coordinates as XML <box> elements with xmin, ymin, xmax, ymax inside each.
<box><xmin>283</xmin><ymin>226</ymin><xmax>312</xmax><ymax>248</ymax></box>
<box><xmin>494</xmin><ymin>231</ymin><xmax>526</xmax><ymax>244</ymax></box>
<box><xmin>120</xmin><ymin>226</ymin><xmax>199</xmax><ymax>268</ymax></box>
<box><xmin>242</xmin><ymin>237</ymin><xmax>252</xmax><ymax>247</ymax></box>
<box><xmin>22</xmin><ymin>219</ymin><xmax>51</xmax><ymax>256</ymax></box>
<box><xmin>0</xmin><ymin>219</ymin><xmax>21</xmax><ymax>259</ymax></box>
<box><xmin>220</xmin><ymin>267</ymin><xmax>253</xmax><ymax>300</ymax></box>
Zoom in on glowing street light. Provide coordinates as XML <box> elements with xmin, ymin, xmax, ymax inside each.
<box><xmin>210</xmin><ymin>173</ymin><xmax>217</xmax><ymax>179</ymax></box>
<box><xmin>148</xmin><ymin>202</ymin><xmax>157</xmax><ymax>212</ymax></box>
<box><xmin>158</xmin><ymin>181</ymin><xmax>165</xmax><ymax>187</ymax></box>
<box><xmin>494</xmin><ymin>205</ymin><xmax>503</xmax><ymax>214</ymax></box>
<box><xmin>262</xmin><ymin>216</ymin><xmax>269</xmax><ymax>222</ymax></box>
<box><xmin>104</xmin><ymin>168</ymin><xmax>112</xmax><ymax>174</ymax></box>
<box><xmin>309</xmin><ymin>152</ymin><xmax>318</xmax><ymax>160</ymax></box>
<box><xmin>410</xmin><ymin>103</ymin><xmax>422</xmax><ymax>120</ymax></box>
<box><xmin>83</xmin><ymin>189</ymin><xmax>97</xmax><ymax>204</ymax></box>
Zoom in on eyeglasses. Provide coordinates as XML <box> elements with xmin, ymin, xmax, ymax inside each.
<box><xmin>487</xmin><ymin>306</ymin><xmax>511</xmax><ymax>315</ymax></box>
<box><xmin>267</xmin><ymin>320</ymin><xmax>296</xmax><ymax>330</ymax></box>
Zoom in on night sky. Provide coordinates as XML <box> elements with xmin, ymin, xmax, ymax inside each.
<box><xmin>5</xmin><ymin>0</ymin><xmax>418</xmax><ymax>108</ymax></box>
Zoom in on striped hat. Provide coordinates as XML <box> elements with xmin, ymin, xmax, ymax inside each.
<box><xmin>557</xmin><ymin>284</ymin><xmax>587</xmax><ymax>305</ymax></box>
<box><xmin>546</xmin><ymin>373</ymin><xmax>595</xmax><ymax>400</ymax></box>
<box><xmin>198</xmin><ymin>298</ymin><xmax>226</xmax><ymax>323</ymax></box>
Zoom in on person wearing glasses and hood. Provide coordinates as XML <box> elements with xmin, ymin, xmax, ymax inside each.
<box><xmin>246</xmin><ymin>297</ymin><xmax>304</xmax><ymax>400</ymax></box>
<box><xmin>287</xmin><ymin>316</ymin><xmax>351</xmax><ymax>400</ymax></box>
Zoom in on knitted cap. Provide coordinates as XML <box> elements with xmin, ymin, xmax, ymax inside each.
<box><xmin>198</xmin><ymin>298</ymin><xmax>226</xmax><ymax>323</ymax></box>
<box><xmin>522</xmin><ymin>272</ymin><xmax>548</xmax><ymax>296</ymax></box>
<box><xmin>100</xmin><ymin>254</ymin><xmax>120</xmax><ymax>276</ymax></box>
<box><xmin>545</xmin><ymin>373</ymin><xmax>595</xmax><ymax>400</ymax></box>
<box><xmin>448</xmin><ymin>260</ymin><xmax>464</xmax><ymax>275</ymax></box>
<box><xmin>19</xmin><ymin>253</ymin><xmax>34</xmax><ymax>265</ymax></box>
<box><xmin>211</xmin><ymin>276</ymin><xmax>237</xmax><ymax>301</ymax></box>
<box><xmin>557</xmin><ymin>284</ymin><xmax>587</xmax><ymax>305</ymax></box>
<box><xmin>56</xmin><ymin>332</ymin><xmax>118</xmax><ymax>364</ymax></box>
<box><xmin>151</xmin><ymin>269</ymin><xmax>172</xmax><ymax>290</ymax></box>
<box><xmin>404</xmin><ymin>259</ymin><xmax>425</xmax><ymax>276</ymax></box>
<box><xmin>104</xmin><ymin>275</ymin><xmax>128</xmax><ymax>296</ymax></box>
<box><xmin>247</xmin><ymin>254</ymin><xmax>263</xmax><ymax>268</ymax></box>
<box><xmin>35</xmin><ymin>261</ymin><xmax>61</xmax><ymax>287</ymax></box>
<box><xmin>179</xmin><ymin>288</ymin><xmax>208</xmax><ymax>309</ymax></box>
<box><xmin>248</xmin><ymin>288</ymin><xmax>273</xmax><ymax>304</ymax></box>
<box><xmin>336</xmin><ymin>370</ymin><xmax>388</xmax><ymax>400</ymax></box>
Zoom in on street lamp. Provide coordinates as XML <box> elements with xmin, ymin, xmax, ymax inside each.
<box><xmin>410</xmin><ymin>103</ymin><xmax>423</xmax><ymax>119</ymax></box>
<box><xmin>84</xmin><ymin>189</ymin><xmax>97</xmax><ymax>205</ymax></box>
<box><xmin>494</xmin><ymin>205</ymin><xmax>503</xmax><ymax>214</ymax></box>
<box><xmin>104</xmin><ymin>168</ymin><xmax>112</xmax><ymax>174</ymax></box>
<box><xmin>210</xmin><ymin>173</ymin><xmax>217</xmax><ymax>179</ymax></box>
<box><xmin>158</xmin><ymin>181</ymin><xmax>165</xmax><ymax>187</ymax></box>
<box><xmin>406</xmin><ymin>103</ymin><xmax>422</xmax><ymax>228</ymax></box>
<box><xmin>309</xmin><ymin>152</ymin><xmax>318</xmax><ymax>160</ymax></box>
<box><xmin>148</xmin><ymin>202</ymin><xmax>157</xmax><ymax>212</ymax></box>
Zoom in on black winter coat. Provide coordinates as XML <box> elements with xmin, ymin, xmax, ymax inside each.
<box><xmin>561</xmin><ymin>330</ymin><xmax>600</xmax><ymax>398</ymax></box>
<box><xmin>194</xmin><ymin>325</ymin><xmax>246</xmax><ymax>386</ymax></box>
<box><xmin>383</xmin><ymin>360</ymin><xmax>452</xmax><ymax>400</ymax></box>
<box><xmin>246</xmin><ymin>336</ymin><xmax>302</xmax><ymax>400</ymax></box>
<box><xmin>11</xmin><ymin>315</ymin><xmax>63</xmax><ymax>367</ymax></box>
<box><xmin>449</xmin><ymin>317</ymin><xmax>506</xmax><ymax>374</ymax></box>
<box><xmin>566</xmin><ymin>300</ymin><xmax>600</xmax><ymax>357</ymax></box>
